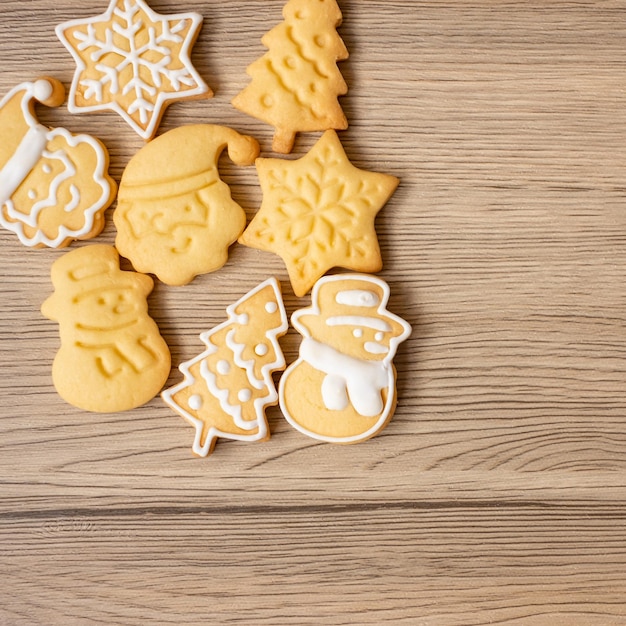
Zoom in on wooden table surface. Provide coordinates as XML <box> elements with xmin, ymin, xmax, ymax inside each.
<box><xmin>1</xmin><ymin>1</ymin><xmax>626</xmax><ymax>624</ymax></box>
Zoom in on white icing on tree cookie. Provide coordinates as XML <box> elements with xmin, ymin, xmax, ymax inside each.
<box><xmin>162</xmin><ymin>278</ymin><xmax>288</xmax><ymax>457</ymax></box>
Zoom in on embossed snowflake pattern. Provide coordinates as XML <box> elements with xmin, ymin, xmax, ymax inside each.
<box><xmin>239</xmin><ymin>130</ymin><xmax>399</xmax><ymax>297</ymax></box>
<box><xmin>56</xmin><ymin>0</ymin><xmax>211</xmax><ymax>139</ymax></box>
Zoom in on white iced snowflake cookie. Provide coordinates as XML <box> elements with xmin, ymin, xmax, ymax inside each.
<box><xmin>0</xmin><ymin>78</ymin><xmax>116</xmax><ymax>248</ymax></box>
<box><xmin>56</xmin><ymin>0</ymin><xmax>212</xmax><ymax>140</ymax></box>
<box><xmin>279</xmin><ymin>274</ymin><xmax>412</xmax><ymax>444</ymax></box>
<box><xmin>162</xmin><ymin>278</ymin><xmax>289</xmax><ymax>457</ymax></box>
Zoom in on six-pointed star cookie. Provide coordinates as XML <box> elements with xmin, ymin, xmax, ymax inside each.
<box><xmin>238</xmin><ymin>130</ymin><xmax>399</xmax><ymax>297</ymax></box>
<box><xmin>56</xmin><ymin>0</ymin><xmax>212</xmax><ymax>140</ymax></box>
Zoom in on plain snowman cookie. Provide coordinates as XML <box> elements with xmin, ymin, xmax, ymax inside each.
<box><xmin>279</xmin><ymin>273</ymin><xmax>411</xmax><ymax>443</ymax></box>
<box><xmin>41</xmin><ymin>244</ymin><xmax>171</xmax><ymax>412</ymax></box>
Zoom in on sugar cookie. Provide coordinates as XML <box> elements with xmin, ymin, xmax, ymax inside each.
<box><xmin>56</xmin><ymin>0</ymin><xmax>211</xmax><ymax>140</ymax></box>
<box><xmin>0</xmin><ymin>78</ymin><xmax>115</xmax><ymax>248</ymax></box>
<box><xmin>114</xmin><ymin>124</ymin><xmax>259</xmax><ymax>286</ymax></box>
<box><xmin>232</xmin><ymin>0</ymin><xmax>348</xmax><ymax>153</ymax></box>
<box><xmin>279</xmin><ymin>273</ymin><xmax>411</xmax><ymax>443</ymax></box>
<box><xmin>238</xmin><ymin>130</ymin><xmax>399</xmax><ymax>296</ymax></box>
<box><xmin>41</xmin><ymin>245</ymin><xmax>171</xmax><ymax>413</ymax></box>
<box><xmin>162</xmin><ymin>278</ymin><xmax>288</xmax><ymax>457</ymax></box>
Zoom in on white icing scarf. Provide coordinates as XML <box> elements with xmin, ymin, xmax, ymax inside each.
<box><xmin>299</xmin><ymin>337</ymin><xmax>390</xmax><ymax>418</ymax></box>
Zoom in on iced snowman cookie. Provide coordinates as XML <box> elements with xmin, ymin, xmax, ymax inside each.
<box><xmin>41</xmin><ymin>245</ymin><xmax>171</xmax><ymax>412</ymax></box>
<box><xmin>56</xmin><ymin>0</ymin><xmax>211</xmax><ymax>140</ymax></box>
<box><xmin>162</xmin><ymin>278</ymin><xmax>288</xmax><ymax>456</ymax></box>
<box><xmin>0</xmin><ymin>78</ymin><xmax>115</xmax><ymax>248</ymax></box>
<box><xmin>114</xmin><ymin>124</ymin><xmax>259</xmax><ymax>286</ymax></box>
<box><xmin>279</xmin><ymin>274</ymin><xmax>411</xmax><ymax>443</ymax></box>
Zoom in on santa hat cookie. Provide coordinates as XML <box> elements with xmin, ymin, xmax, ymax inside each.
<box><xmin>0</xmin><ymin>78</ymin><xmax>116</xmax><ymax>248</ymax></box>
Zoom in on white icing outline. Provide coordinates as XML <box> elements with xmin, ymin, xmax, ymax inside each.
<box><xmin>0</xmin><ymin>81</ymin><xmax>112</xmax><ymax>248</ymax></box>
<box><xmin>55</xmin><ymin>0</ymin><xmax>209</xmax><ymax>140</ymax></box>
<box><xmin>279</xmin><ymin>274</ymin><xmax>412</xmax><ymax>444</ymax></box>
<box><xmin>161</xmin><ymin>278</ymin><xmax>289</xmax><ymax>456</ymax></box>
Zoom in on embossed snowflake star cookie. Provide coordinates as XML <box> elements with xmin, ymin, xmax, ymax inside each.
<box><xmin>56</xmin><ymin>0</ymin><xmax>211</xmax><ymax>140</ymax></box>
<box><xmin>238</xmin><ymin>130</ymin><xmax>399</xmax><ymax>297</ymax></box>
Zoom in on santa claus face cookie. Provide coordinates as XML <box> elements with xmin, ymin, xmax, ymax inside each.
<box><xmin>279</xmin><ymin>274</ymin><xmax>411</xmax><ymax>443</ymax></box>
<box><xmin>0</xmin><ymin>78</ymin><xmax>115</xmax><ymax>248</ymax></box>
<box><xmin>114</xmin><ymin>124</ymin><xmax>259</xmax><ymax>286</ymax></box>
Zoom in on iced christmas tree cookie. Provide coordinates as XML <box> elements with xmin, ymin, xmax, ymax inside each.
<box><xmin>114</xmin><ymin>125</ymin><xmax>259</xmax><ymax>286</ymax></box>
<box><xmin>162</xmin><ymin>278</ymin><xmax>288</xmax><ymax>457</ymax></box>
<box><xmin>232</xmin><ymin>0</ymin><xmax>348</xmax><ymax>153</ymax></box>
<box><xmin>41</xmin><ymin>245</ymin><xmax>171</xmax><ymax>412</ymax></box>
<box><xmin>0</xmin><ymin>78</ymin><xmax>115</xmax><ymax>248</ymax></box>
<box><xmin>239</xmin><ymin>130</ymin><xmax>399</xmax><ymax>296</ymax></box>
<box><xmin>279</xmin><ymin>274</ymin><xmax>411</xmax><ymax>443</ymax></box>
<box><xmin>56</xmin><ymin>0</ymin><xmax>211</xmax><ymax>140</ymax></box>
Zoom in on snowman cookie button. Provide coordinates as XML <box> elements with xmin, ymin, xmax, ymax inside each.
<box><xmin>279</xmin><ymin>273</ymin><xmax>412</xmax><ymax>444</ymax></box>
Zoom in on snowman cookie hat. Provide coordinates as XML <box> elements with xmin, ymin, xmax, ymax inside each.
<box><xmin>0</xmin><ymin>78</ymin><xmax>65</xmax><ymax>206</ymax></box>
<box><xmin>0</xmin><ymin>78</ymin><xmax>115</xmax><ymax>248</ymax></box>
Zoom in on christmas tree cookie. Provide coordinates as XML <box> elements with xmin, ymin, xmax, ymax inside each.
<box><xmin>238</xmin><ymin>130</ymin><xmax>399</xmax><ymax>296</ymax></box>
<box><xmin>162</xmin><ymin>278</ymin><xmax>289</xmax><ymax>457</ymax></box>
<box><xmin>280</xmin><ymin>274</ymin><xmax>411</xmax><ymax>443</ymax></box>
<box><xmin>0</xmin><ymin>78</ymin><xmax>116</xmax><ymax>248</ymax></box>
<box><xmin>232</xmin><ymin>0</ymin><xmax>348</xmax><ymax>153</ymax></box>
<box><xmin>114</xmin><ymin>124</ymin><xmax>259</xmax><ymax>286</ymax></box>
<box><xmin>56</xmin><ymin>0</ymin><xmax>211</xmax><ymax>140</ymax></box>
<box><xmin>41</xmin><ymin>245</ymin><xmax>171</xmax><ymax>413</ymax></box>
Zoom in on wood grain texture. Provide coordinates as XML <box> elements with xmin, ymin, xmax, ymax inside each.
<box><xmin>1</xmin><ymin>0</ymin><xmax>626</xmax><ymax>624</ymax></box>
